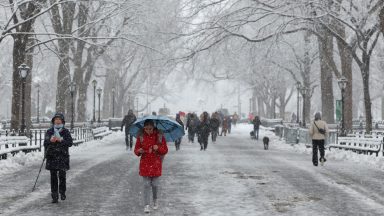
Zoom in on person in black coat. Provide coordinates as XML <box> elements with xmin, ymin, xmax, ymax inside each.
<box><xmin>174</xmin><ymin>113</ymin><xmax>184</xmax><ymax>151</ymax></box>
<box><xmin>210</xmin><ymin>112</ymin><xmax>220</xmax><ymax>143</ymax></box>
<box><xmin>121</xmin><ymin>109</ymin><xmax>137</xmax><ymax>150</ymax></box>
<box><xmin>186</xmin><ymin>113</ymin><xmax>199</xmax><ymax>143</ymax></box>
<box><xmin>197</xmin><ymin>112</ymin><xmax>211</xmax><ymax>151</ymax></box>
<box><xmin>252</xmin><ymin>116</ymin><xmax>261</xmax><ymax>140</ymax></box>
<box><xmin>44</xmin><ymin>113</ymin><xmax>73</xmax><ymax>203</ymax></box>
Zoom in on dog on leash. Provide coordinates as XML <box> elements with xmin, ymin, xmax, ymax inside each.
<box><xmin>250</xmin><ymin>131</ymin><xmax>256</xmax><ymax>140</ymax></box>
<box><xmin>263</xmin><ymin>136</ymin><xmax>269</xmax><ymax>150</ymax></box>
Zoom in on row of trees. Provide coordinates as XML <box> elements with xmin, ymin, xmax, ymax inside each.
<box><xmin>176</xmin><ymin>0</ymin><xmax>384</xmax><ymax>132</ymax></box>
<box><xmin>0</xmin><ymin>0</ymin><xmax>181</xmax><ymax>130</ymax></box>
<box><xmin>2</xmin><ymin>0</ymin><xmax>384</xmax><ymax>133</ymax></box>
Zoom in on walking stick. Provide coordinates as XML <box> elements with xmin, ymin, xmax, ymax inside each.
<box><xmin>32</xmin><ymin>155</ymin><xmax>46</xmax><ymax>192</ymax></box>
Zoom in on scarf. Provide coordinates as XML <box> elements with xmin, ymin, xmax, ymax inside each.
<box><xmin>53</xmin><ymin>124</ymin><xmax>64</xmax><ymax>139</ymax></box>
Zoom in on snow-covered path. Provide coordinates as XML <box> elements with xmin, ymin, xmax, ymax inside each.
<box><xmin>1</xmin><ymin>124</ymin><xmax>384</xmax><ymax>215</ymax></box>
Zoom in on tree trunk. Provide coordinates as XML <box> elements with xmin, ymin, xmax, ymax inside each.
<box><xmin>102</xmin><ymin>69</ymin><xmax>115</xmax><ymax>118</ymax></box>
<box><xmin>336</xmin><ymin>38</ymin><xmax>353</xmax><ymax>131</ymax></box>
<box><xmin>10</xmin><ymin>1</ymin><xmax>39</xmax><ymax>131</ymax></box>
<box><xmin>11</xmin><ymin>36</ymin><xmax>25</xmax><ymax>130</ymax></box>
<box><xmin>362</xmin><ymin>55</ymin><xmax>372</xmax><ymax>133</ymax></box>
<box><xmin>317</xmin><ymin>30</ymin><xmax>335</xmax><ymax>123</ymax></box>
<box><xmin>303</xmin><ymin>31</ymin><xmax>314</xmax><ymax>124</ymax></box>
<box><xmin>380</xmin><ymin>6</ymin><xmax>384</xmax><ymax>35</ymax></box>
<box><xmin>257</xmin><ymin>97</ymin><xmax>264</xmax><ymax>117</ymax></box>
<box><xmin>77</xmin><ymin>83</ymin><xmax>88</xmax><ymax>122</ymax></box>
<box><xmin>50</xmin><ymin>1</ymin><xmax>76</xmax><ymax>113</ymax></box>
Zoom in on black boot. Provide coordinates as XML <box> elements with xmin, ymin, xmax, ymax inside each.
<box><xmin>60</xmin><ymin>193</ymin><xmax>66</xmax><ymax>200</ymax></box>
<box><xmin>52</xmin><ymin>193</ymin><xmax>59</xmax><ymax>203</ymax></box>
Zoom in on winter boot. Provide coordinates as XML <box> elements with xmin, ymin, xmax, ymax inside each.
<box><xmin>144</xmin><ymin>205</ymin><xmax>150</xmax><ymax>213</ymax></box>
<box><xmin>60</xmin><ymin>193</ymin><xmax>66</xmax><ymax>200</ymax></box>
<box><xmin>51</xmin><ymin>193</ymin><xmax>59</xmax><ymax>203</ymax></box>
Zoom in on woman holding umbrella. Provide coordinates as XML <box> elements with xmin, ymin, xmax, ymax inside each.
<box><xmin>134</xmin><ymin>119</ymin><xmax>168</xmax><ymax>213</ymax></box>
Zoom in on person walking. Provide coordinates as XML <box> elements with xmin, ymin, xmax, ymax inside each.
<box><xmin>44</xmin><ymin>113</ymin><xmax>73</xmax><ymax>203</ymax></box>
<box><xmin>210</xmin><ymin>112</ymin><xmax>220</xmax><ymax>143</ymax></box>
<box><xmin>252</xmin><ymin>116</ymin><xmax>261</xmax><ymax>140</ymax></box>
<box><xmin>232</xmin><ymin>112</ymin><xmax>239</xmax><ymax>127</ymax></box>
<box><xmin>220</xmin><ymin>116</ymin><xmax>229</xmax><ymax>136</ymax></box>
<box><xmin>121</xmin><ymin>109</ymin><xmax>137</xmax><ymax>150</ymax></box>
<box><xmin>174</xmin><ymin>113</ymin><xmax>184</xmax><ymax>151</ymax></box>
<box><xmin>186</xmin><ymin>113</ymin><xmax>198</xmax><ymax>143</ymax></box>
<box><xmin>134</xmin><ymin>119</ymin><xmax>168</xmax><ymax>213</ymax></box>
<box><xmin>309</xmin><ymin>112</ymin><xmax>329</xmax><ymax>166</ymax></box>
<box><xmin>197</xmin><ymin>112</ymin><xmax>211</xmax><ymax>150</ymax></box>
<box><xmin>227</xmin><ymin>116</ymin><xmax>232</xmax><ymax>134</ymax></box>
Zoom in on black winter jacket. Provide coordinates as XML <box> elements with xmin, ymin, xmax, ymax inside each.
<box><xmin>44</xmin><ymin>127</ymin><xmax>73</xmax><ymax>171</ymax></box>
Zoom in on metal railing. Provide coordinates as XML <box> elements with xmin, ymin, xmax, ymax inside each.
<box><xmin>0</xmin><ymin>126</ymin><xmax>109</xmax><ymax>160</ymax></box>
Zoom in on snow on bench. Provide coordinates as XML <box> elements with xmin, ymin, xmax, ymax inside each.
<box><xmin>92</xmin><ymin>127</ymin><xmax>112</xmax><ymax>140</ymax></box>
<box><xmin>0</xmin><ymin>136</ymin><xmax>37</xmax><ymax>159</ymax></box>
<box><xmin>329</xmin><ymin>137</ymin><xmax>383</xmax><ymax>156</ymax></box>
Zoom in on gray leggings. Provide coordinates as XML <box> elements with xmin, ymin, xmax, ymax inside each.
<box><xmin>143</xmin><ymin>177</ymin><xmax>160</xmax><ymax>205</ymax></box>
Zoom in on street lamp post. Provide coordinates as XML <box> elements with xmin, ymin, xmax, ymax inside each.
<box><xmin>18</xmin><ymin>64</ymin><xmax>30</xmax><ymax>135</ymax></box>
<box><xmin>69</xmin><ymin>81</ymin><xmax>76</xmax><ymax>130</ymax></box>
<box><xmin>112</xmin><ymin>88</ymin><xmax>115</xmax><ymax>118</ymax></box>
<box><xmin>92</xmin><ymin>80</ymin><xmax>97</xmax><ymax>123</ymax></box>
<box><xmin>36</xmin><ymin>84</ymin><xmax>40</xmax><ymax>123</ymax></box>
<box><xmin>296</xmin><ymin>82</ymin><xmax>302</xmax><ymax>124</ymax></box>
<box><xmin>300</xmin><ymin>86</ymin><xmax>308</xmax><ymax>128</ymax></box>
<box><xmin>97</xmin><ymin>87</ymin><xmax>102</xmax><ymax>123</ymax></box>
<box><xmin>338</xmin><ymin>76</ymin><xmax>348</xmax><ymax>136</ymax></box>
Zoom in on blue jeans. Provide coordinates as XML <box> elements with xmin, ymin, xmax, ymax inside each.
<box><xmin>254</xmin><ymin>128</ymin><xmax>259</xmax><ymax>140</ymax></box>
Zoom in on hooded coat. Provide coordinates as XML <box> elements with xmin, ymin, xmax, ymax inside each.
<box><xmin>134</xmin><ymin>129</ymin><xmax>168</xmax><ymax>177</ymax></box>
<box><xmin>44</xmin><ymin>114</ymin><xmax>73</xmax><ymax>171</ymax></box>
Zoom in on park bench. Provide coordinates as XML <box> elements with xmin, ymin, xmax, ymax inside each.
<box><xmin>328</xmin><ymin>136</ymin><xmax>383</xmax><ymax>157</ymax></box>
<box><xmin>92</xmin><ymin>127</ymin><xmax>112</xmax><ymax>140</ymax></box>
<box><xmin>0</xmin><ymin>136</ymin><xmax>33</xmax><ymax>159</ymax></box>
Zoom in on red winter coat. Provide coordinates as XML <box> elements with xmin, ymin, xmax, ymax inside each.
<box><xmin>134</xmin><ymin>129</ymin><xmax>168</xmax><ymax>177</ymax></box>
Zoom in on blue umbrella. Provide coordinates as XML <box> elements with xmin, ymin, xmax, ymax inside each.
<box><xmin>129</xmin><ymin>115</ymin><xmax>184</xmax><ymax>142</ymax></box>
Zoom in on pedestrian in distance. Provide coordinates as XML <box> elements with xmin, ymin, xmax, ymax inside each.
<box><xmin>227</xmin><ymin>116</ymin><xmax>232</xmax><ymax>134</ymax></box>
<box><xmin>134</xmin><ymin>119</ymin><xmax>168</xmax><ymax>213</ymax></box>
<box><xmin>210</xmin><ymin>112</ymin><xmax>220</xmax><ymax>143</ymax></box>
<box><xmin>121</xmin><ymin>109</ymin><xmax>137</xmax><ymax>151</ymax></box>
<box><xmin>186</xmin><ymin>113</ymin><xmax>199</xmax><ymax>143</ymax></box>
<box><xmin>220</xmin><ymin>116</ymin><xmax>229</xmax><ymax>136</ymax></box>
<box><xmin>232</xmin><ymin>112</ymin><xmax>239</xmax><ymax>127</ymax></box>
<box><xmin>174</xmin><ymin>113</ymin><xmax>184</xmax><ymax>151</ymax></box>
<box><xmin>44</xmin><ymin>113</ymin><xmax>73</xmax><ymax>203</ymax></box>
<box><xmin>197</xmin><ymin>112</ymin><xmax>211</xmax><ymax>151</ymax></box>
<box><xmin>252</xmin><ymin>116</ymin><xmax>261</xmax><ymax>140</ymax></box>
<box><xmin>309</xmin><ymin>112</ymin><xmax>329</xmax><ymax>166</ymax></box>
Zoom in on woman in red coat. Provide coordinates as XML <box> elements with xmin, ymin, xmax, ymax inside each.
<box><xmin>134</xmin><ymin>119</ymin><xmax>168</xmax><ymax>213</ymax></box>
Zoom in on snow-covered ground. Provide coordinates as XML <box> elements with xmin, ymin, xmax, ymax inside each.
<box><xmin>1</xmin><ymin>124</ymin><xmax>384</xmax><ymax>215</ymax></box>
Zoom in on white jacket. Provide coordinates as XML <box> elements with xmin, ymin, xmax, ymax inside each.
<box><xmin>309</xmin><ymin>120</ymin><xmax>328</xmax><ymax>140</ymax></box>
